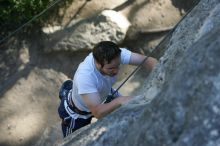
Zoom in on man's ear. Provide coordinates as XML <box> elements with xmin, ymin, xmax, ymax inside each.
<box><xmin>95</xmin><ymin>60</ymin><xmax>102</xmax><ymax>69</ymax></box>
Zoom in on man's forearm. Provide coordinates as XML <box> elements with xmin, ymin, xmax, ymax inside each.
<box><xmin>91</xmin><ymin>96</ymin><xmax>132</xmax><ymax>119</ymax></box>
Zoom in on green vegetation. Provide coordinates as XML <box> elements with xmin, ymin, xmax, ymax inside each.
<box><xmin>0</xmin><ymin>0</ymin><xmax>54</xmax><ymax>25</ymax></box>
<box><xmin>0</xmin><ymin>0</ymin><xmax>74</xmax><ymax>27</ymax></box>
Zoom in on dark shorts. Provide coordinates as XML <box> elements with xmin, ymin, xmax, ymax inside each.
<box><xmin>58</xmin><ymin>80</ymin><xmax>92</xmax><ymax>137</ymax></box>
<box><xmin>58</xmin><ymin>96</ymin><xmax>92</xmax><ymax>137</ymax></box>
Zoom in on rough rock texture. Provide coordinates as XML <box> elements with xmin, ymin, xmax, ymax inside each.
<box><xmin>142</xmin><ymin>0</ymin><xmax>220</xmax><ymax>102</ymax></box>
<box><xmin>34</xmin><ymin>123</ymin><xmax>62</xmax><ymax>146</ymax></box>
<box><xmin>57</xmin><ymin>0</ymin><xmax>220</xmax><ymax>145</ymax></box>
<box><xmin>122</xmin><ymin>0</ymin><xmax>182</xmax><ymax>38</ymax></box>
<box><xmin>0</xmin><ymin>1</ymin><xmax>187</xmax><ymax>146</ymax></box>
<box><xmin>45</xmin><ymin>10</ymin><xmax>130</xmax><ymax>52</ymax></box>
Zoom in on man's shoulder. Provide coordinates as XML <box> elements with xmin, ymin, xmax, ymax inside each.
<box><xmin>120</xmin><ymin>48</ymin><xmax>132</xmax><ymax>64</ymax></box>
<box><xmin>75</xmin><ymin>62</ymin><xmax>96</xmax><ymax>80</ymax></box>
<box><xmin>76</xmin><ymin>63</ymin><xmax>94</xmax><ymax>77</ymax></box>
<box><xmin>78</xmin><ymin>54</ymin><xmax>94</xmax><ymax>71</ymax></box>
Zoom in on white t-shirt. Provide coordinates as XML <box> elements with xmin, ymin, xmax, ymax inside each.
<box><xmin>71</xmin><ymin>48</ymin><xmax>131</xmax><ymax>112</ymax></box>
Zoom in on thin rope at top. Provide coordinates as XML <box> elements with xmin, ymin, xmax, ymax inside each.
<box><xmin>0</xmin><ymin>0</ymin><xmax>62</xmax><ymax>44</ymax></box>
<box><xmin>112</xmin><ymin>0</ymin><xmax>201</xmax><ymax>96</ymax></box>
<box><xmin>112</xmin><ymin>56</ymin><xmax>148</xmax><ymax>96</ymax></box>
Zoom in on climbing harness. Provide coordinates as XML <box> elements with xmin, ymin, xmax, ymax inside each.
<box><xmin>58</xmin><ymin>80</ymin><xmax>92</xmax><ymax>137</ymax></box>
<box><xmin>65</xmin><ymin>90</ymin><xmax>91</xmax><ymax>115</ymax></box>
<box><xmin>59</xmin><ymin>80</ymin><xmax>91</xmax><ymax>115</ymax></box>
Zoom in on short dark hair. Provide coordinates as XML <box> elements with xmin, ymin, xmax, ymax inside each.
<box><xmin>93</xmin><ymin>41</ymin><xmax>121</xmax><ymax>67</ymax></box>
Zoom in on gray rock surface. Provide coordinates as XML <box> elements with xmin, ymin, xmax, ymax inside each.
<box><xmin>57</xmin><ymin>0</ymin><xmax>220</xmax><ymax>145</ymax></box>
<box><xmin>45</xmin><ymin>10</ymin><xmax>130</xmax><ymax>52</ymax></box>
<box><xmin>34</xmin><ymin>123</ymin><xmax>63</xmax><ymax>146</ymax></box>
<box><xmin>0</xmin><ymin>1</ymin><xmax>205</xmax><ymax>146</ymax></box>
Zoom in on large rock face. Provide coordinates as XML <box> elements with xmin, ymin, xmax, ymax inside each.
<box><xmin>58</xmin><ymin>0</ymin><xmax>220</xmax><ymax>145</ymax></box>
<box><xmin>44</xmin><ymin>10</ymin><xmax>130</xmax><ymax>52</ymax></box>
<box><xmin>0</xmin><ymin>1</ymin><xmax>191</xmax><ymax>146</ymax></box>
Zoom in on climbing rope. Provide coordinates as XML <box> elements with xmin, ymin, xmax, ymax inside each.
<box><xmin>111</xmin><ymin>0</ymin><xmax>201</xmax><ymax>96</ymax></box>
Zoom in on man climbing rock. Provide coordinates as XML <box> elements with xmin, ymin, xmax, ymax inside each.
<box><xmin>58</xmin><ymin>41</ymin><xmax>158</xmax><ymax>137</ymax></box>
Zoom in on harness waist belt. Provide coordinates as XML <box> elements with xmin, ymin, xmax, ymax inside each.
<box><xmin>67</xmin><ymin>99</ymin><xmax>91</xmax><ymax>115</ymax></box>
<box><xmin>65</xmin><ymin>91</ymin><xmax>91</xmax><ymax>115</ymax></box>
